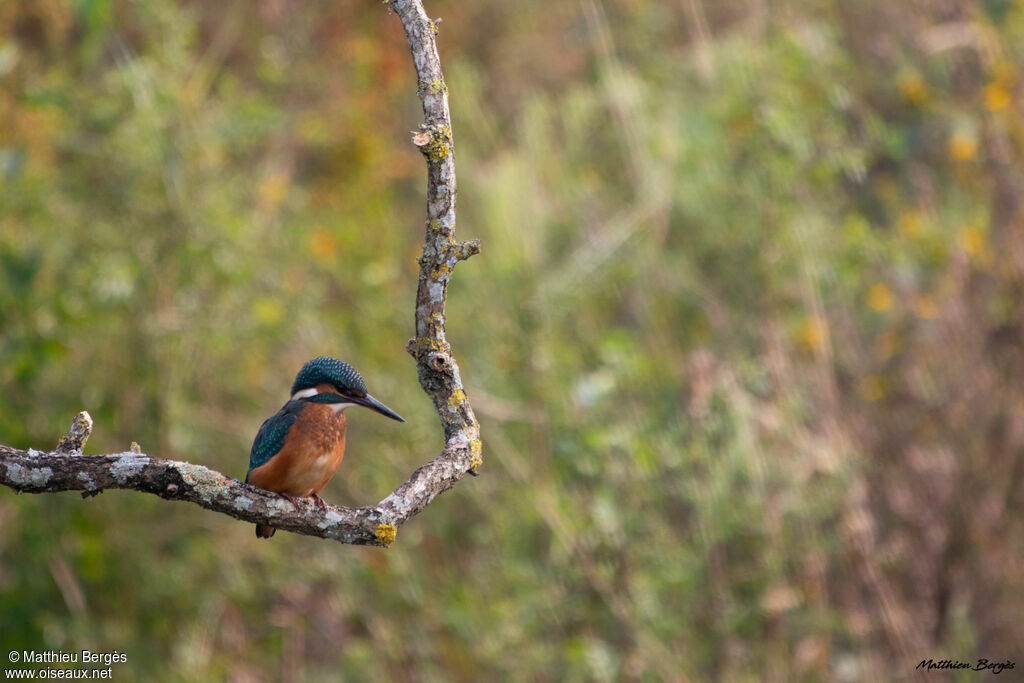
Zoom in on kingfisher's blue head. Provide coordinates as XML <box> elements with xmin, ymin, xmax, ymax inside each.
<box><xmin>290</xmin><ymin>356</ymin><xmax>405</xmax><ymax>422</ymax></box>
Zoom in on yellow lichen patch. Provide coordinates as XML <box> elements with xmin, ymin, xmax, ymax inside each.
<box><xmin>447</xmin><ymin>389</ymin><xmax>467</xmax><ymax>412</ymax></box>
<box><xmin>375</xmin><ymin>523</ymin><xmax>397</xmax><ymax>548</ymax></box>
<box><xmin>428</xmin><ymin>313</ymin><xmax>444</xmax><ymax>335</ymax></box>
<box><xmin>469</xmin><ymin>438</ymin><xmax>483</xmax><ymax>471</ymax></box>
<box><xmin>416</xmin><ymin>337</ymin><xmax>446</xmax><ymax>353</ymax></box>
<box><xmin>428</xmin><ymin>78</ymin><xmax>446</xmax><ymax>95</ymax></box>
<box><xmin>414</xmin><ymin>125</ymin><xmax>452</xmax><ymax>162</ymax></box>
<box><xmin>428</xmin><ymin>142</ymin><xmax>450</xmax><ymax>161</ymax></box>
<box><xmin>427</xmin><ymin>125</ymin><xmax>453</xmax><ymax>161</ymax></box>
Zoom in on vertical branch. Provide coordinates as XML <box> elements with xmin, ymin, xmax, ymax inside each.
<box><xmin>370</xmin><ymin>0</ymin><xmax>482</xmax><ymax>536</ymax></box>
<box><xmin>392</xmin><ymin>0</ymin><xmax>480</xmax><ymax>445</ymax></box>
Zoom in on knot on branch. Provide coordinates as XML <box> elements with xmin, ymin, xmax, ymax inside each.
<box><xmin>407</xmin><ymin>336</ymin><xmax>452</xmax><ymax>361</ymax></box>
<box><xmin>55</xmin><ymin>411</ymin><xmax>93</xmax><ymax>454</ymax></box>
<box><xmin>453</xmin><ymin>239</ymin><xmax>480</xmax><ymax>261</ymax></box>
<box><xmin>410</xmin><ymin>124</ymin><xmax>452</xmax><ymax>162</ymax></box>
<box><xmin>428</xmin><ymin>351</ymin><xmax>452</xmax><ymax>373</ymax></box>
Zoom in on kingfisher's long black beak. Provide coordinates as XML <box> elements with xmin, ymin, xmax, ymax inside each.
<box><xmin>354</xmin><ymin>393</ymin><xmax>405</xmax><ymax>422</ymax></box>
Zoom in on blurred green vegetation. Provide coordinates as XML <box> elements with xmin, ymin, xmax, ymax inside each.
<box><xmin>3</xmin><ymin>0</ymin><xmax>1024</xmax><ymax>680</ymax></box>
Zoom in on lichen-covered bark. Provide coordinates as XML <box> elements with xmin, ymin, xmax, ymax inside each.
<box><xmin>55</xmin><ymin>412</ymin><xmax>93</xmax><ymax>454</ymax></box>
<box><xmin>395</xmin><ymin>0</ymin><xmax>482</xmax><ymax>468</ymax></box>
<box><xmin>0</xmin><ymin>444</ymin><xmax>388</xmax><ymax>544</ymax></box>
<box><xmin>0</xmin><ymin>0</ymin><xmax>480</xmax><ymax>548</ymax></box>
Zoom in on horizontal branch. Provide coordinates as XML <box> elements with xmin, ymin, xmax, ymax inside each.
<box><xmin>0</xmin><ymin>412</ymin><xmax>479</xmax><ymax>547</ymax></box>
<box><xmin>1</xmin><ymin>445</ymin><xmax>386</xmax><ymax>545</ymax></box>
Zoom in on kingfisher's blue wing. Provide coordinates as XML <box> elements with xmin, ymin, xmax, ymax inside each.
<box><xmin>246</xmin><ymin>401</ymin><xmax>303</xmax><ymax>476</ymax></box>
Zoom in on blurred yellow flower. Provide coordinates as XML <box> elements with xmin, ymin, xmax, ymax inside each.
<box><xmin>957</xmin><ymin>225</ymin><xmax>985</xmax><ymax>256</ymax></box>
<box><xmin>308</xmin><ymin>227</ymin><xmax>338</xmax><ymax>261</ymax></box>
<box><xmin>253</xmin><ymin>297</ymin><xmax>285</xmax><ymax>325</ymax></box>
<box><xmin>858</xmin><ymin>375</ymin><xmax>886</xmax><ymax>402</ymax></box>
<box><xmin>899</xmin><ymin>72</ymin><xmax>928</xmax><ymax>104</ymax></box>
<box><xmin>897</xmin><ymin>211</ymin><xmax>923</xmax><ymax>239</ymax></box>
<box><xmin>985</xmin><ymin>84</ymin><xmax>1011</xmax><ymax>111</ymax></box>
<box><xmin>867</xmin><ymin>283</ymin><xmax>894</xmax><ymax>312</ymax></box>
<box><xmin>914</xmin><ymin>294</ymin><xmax>940</xmax><ymax>320</ymax></box>
<box><xmin>948</xmin><ymin>131</ymin><xmax>977</xmax><ymax>161</ymax></box>
<box><xmin>798</xmin><ymin>316</ymin><xmax>829</xmax><ymax>353</ymax></box>
<box><xmin>259</xmin><ymin>171</ymin><xmax>290</xmax><ymax>210</ymax></box>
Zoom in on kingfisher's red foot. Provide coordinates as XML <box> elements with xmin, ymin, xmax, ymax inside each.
<box><xmin>310</xmin><ymin>493</ymin><xmax>327</xmax><ymax>511</ymax></box>
<box><xmin>280</xmin><ymin>492</ymin><xmax>300</xmax><ymax>510</ymax></box>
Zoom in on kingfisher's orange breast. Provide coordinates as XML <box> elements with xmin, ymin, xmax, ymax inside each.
<box><xmin>246</xmin><ymin>403</ymin><xmax>347</xmax><ymax>498</ymax></box>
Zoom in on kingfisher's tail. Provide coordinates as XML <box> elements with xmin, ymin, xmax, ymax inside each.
<box><xmin>255</xmin><ymin>524</ymin><xmax>276</xmax><ymax>539</ymax></box>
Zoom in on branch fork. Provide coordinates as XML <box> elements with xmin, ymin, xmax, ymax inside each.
<box><xmin>0</xmin><ymin>0</ymin><xmax>480</xmax><ymax>547</ymax></box>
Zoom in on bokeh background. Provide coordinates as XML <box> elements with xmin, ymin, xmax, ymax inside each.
<box><xmin>2</xmin><ymin>0</ymin><xmax>1023</xmax><ymax>680</ymax></box>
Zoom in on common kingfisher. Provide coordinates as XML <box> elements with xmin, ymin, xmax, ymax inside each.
<box><xmin>246</xmin><ymin>356</ymin><xmax>405</xmax><ymax>538</ymax></box>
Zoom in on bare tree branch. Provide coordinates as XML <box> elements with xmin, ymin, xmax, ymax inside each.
<box><xmin>0</xmin><ymin>0</ymin><xmax>481</xmax><ymax>548</ymax></box>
